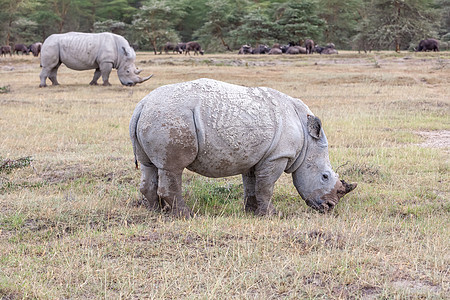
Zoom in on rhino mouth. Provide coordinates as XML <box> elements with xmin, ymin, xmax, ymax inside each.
<box><xmin>306</xmin><ymin>179</ymin><xmax>357</xmax><ymax>213</ymax></box>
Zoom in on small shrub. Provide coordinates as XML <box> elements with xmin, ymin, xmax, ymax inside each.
<box><xmin>0</xmin><ymin>85</ymin><xmax>11</xmax><ymax>94</ymax></box>
<box><xmin>0</xmin><ymin>156</ymin><xmax>33</xmax><ymax>174</ymax></box>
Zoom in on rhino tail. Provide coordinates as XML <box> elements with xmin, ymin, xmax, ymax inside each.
<box><xmin>129</xmin><ymin>101</ymin><xmax>145</xmax><ymax>169</ymax></box>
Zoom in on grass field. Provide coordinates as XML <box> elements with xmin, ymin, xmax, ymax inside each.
<box><xmin>0</xmin><ymin>51</ymin><xmax>449</xmax><ymax>299</ymax></box>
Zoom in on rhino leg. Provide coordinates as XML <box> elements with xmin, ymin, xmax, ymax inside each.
<box><xmin>48</xmin><ymin>65</ymin><xmax>60</xmax><ymax>86</ymax></box>
<box><xmin>139</xmin><ymin>164</ymin><xmax>163</xmax><ymax>211</ymax></box>
<box><xmin>252</xmin><ymin>160</ymin><xmax>287</xmax><ymax>216</ymax></box>
<box><xmin>99</xmin><ymin>62</ymin><xmax>112</xmax><ymax>86</ymax></box>
<box><xmin>243</xmin><ymin>171</ymin><xmax>258</xmax><ymax>213</ymax></box>
<box><xmin>242</xmin><ymin>162</ymin><xmax>283</xmax><ymax>216</ymax></box>
<box><xmin>39</xmin><ymin>64</ymin><xmax>60</xmax><ymax>87</ymax></box>
<box><xmin>89</xmin><ymin>68</ymin><xmax>101</xmax><ymax>85</ymax></box>
<box><xmin>157</xmin><ymin>169</ymin><xmax>192</xmax><ymax>218</ymax></box>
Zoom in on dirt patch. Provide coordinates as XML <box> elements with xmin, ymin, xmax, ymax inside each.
<box><xmin>392</xmin><ymin>279</ymin><xmax>441</xmax><ymax>294</ymax></box>
<box><xmin>416</xmin><ymin>130</ymin><xmax>450</xmax><ymax>149</ymax></box>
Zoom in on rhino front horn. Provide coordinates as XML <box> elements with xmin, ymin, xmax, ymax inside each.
<box><xmin>341</xmin><ymin>179</ymin><xmax>357</xmax><ymax>194</ymax></box>
<box><xmin>137</xmin><ymin>74</ymin><xmax>153</xmax><ymax>83</ymax></box>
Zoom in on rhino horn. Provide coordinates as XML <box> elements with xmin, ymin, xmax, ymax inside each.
<box><xmin>135</xmin><ymin>69</ymin><xmax>142</xmax><ymax>75</ymax></box>
<box><xmin>336</xmin><ymin>179</ymin><xmax>357</xmax><ymax>200</ymax></box>
<box><xmin>136</xmin><ymin>74</ymin><xmax>153</xmax><ymax>84</ymax></box>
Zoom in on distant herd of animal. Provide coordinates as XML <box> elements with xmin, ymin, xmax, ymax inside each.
<box><xmin>0</xmin><ymin>37</ymin><xmax>441</xmax><ymax>59</ymax></box>
<box><xmin>0</xmin><ymin>42</ymin><xmax>42</xmax><ymax>57</ymax></box>
<box><xmin>237</xmin><ymin>40</ymin><xmax>338</xmax><ymax>55</ymax></box>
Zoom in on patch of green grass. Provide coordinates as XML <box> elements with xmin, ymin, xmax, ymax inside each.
<box><xmin>0</xmin><ymin>156</ymin><xmax>33</xmax><ymax>174</ymax></box>
<box><xmin>184</xmin><ymin>175</ymin><xmax>243</xmax><ymax>216</ymax></box>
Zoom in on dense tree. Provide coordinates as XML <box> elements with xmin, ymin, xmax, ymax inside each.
<box><xmin>194</xmin><ymin>0</ymin><xmax>248</xmax><ymax>51</ymax></box>
<box><xmin>131</xmin><ymin>0</ymin><xmax>185</xmax><ymax>53</ymax></box>
<box><xmin>0</xmin><ymin>0</ymin><xmax>448</xmax><ymax>51</ymax></box>
<box><xmin>0</xmin><ymin>0</ymin><xmax>30</xmax><ymax>44</ymax></box>
<box><xmin>231</xmin><ymin>8</ymin><xmax>276</xmax><ymax>46</ymax></box>
<box><xmin>318</xmin><ymin>0</ymin><xmax>362</xmax><ymax>48</ymax></box>
<box><xmin>365</xmin><ymin>0</ymin><xmax>439</xmax><ymax>51</ymax></box>
<box><xmin>273</xmin><ymin>0</ymin><xmax>324</xmax><ymax>45</ymax></box>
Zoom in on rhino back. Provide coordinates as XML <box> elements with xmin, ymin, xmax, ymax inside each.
<box><xmin>46</xmin><ymin>32</ymin><xmax>117</xmax><ymax>70</ymax></box>
<box><xmin>137</xmin><ymin>79</ymin><xmax>304</xmax><ymax>177</ymax></box>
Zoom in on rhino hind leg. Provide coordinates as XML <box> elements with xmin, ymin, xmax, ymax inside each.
<box><xmin>90</xmin><ymin>68</ymin><xmax>101</xmax><ymax>85</ymax></box>
<box><xmin>157</xmin><ymin>169</ymin><xmax>192</xmax><ymax>218</ymax></box>
<box><xmin>139</xmin><ymin>164</ymin><xmax>164</xmax><ymax>211</ymax></box>
<box><xmin>39</xmin><ymin>64</ymin><xmax>60</xmax><ymax>87</ymax></box>
<box><xmin>243</xmin><ymin>171</ymin><xmax>258</xmax><ymax>213</ymax></box>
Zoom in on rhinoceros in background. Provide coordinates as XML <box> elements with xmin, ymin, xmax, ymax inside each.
<box><xmin>39</xmin><ymin>32</ymin><xmax>152</xmax><ymax>87</ymax></box>
<box><xmin>130</xmin><ymin>78</ymin><xmax>357</xmax><ymax>218</ymax></box>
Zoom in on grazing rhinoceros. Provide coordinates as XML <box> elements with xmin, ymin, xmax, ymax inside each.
<box><xmin>130</xmin><ymin>78</ymin><xmax>357</xmax><ymax>218</ymax></box>
<box><xmin>39</xmin><ymin>32</ymin><xmax>152</xmax><ymax>87</ymax></box>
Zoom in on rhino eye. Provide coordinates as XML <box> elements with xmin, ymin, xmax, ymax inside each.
<box><xmin>322</xmin><ymin>173</ymin><xmax>329</xmax><ymax>181</ymax></box>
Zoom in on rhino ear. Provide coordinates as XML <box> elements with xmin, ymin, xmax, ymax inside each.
<box><xmin>122</xmin><ymin>46</ymin><xmax>129</xmax><ymax>57</ymax></box>
<box><xmin>307</xmin><ymin>115</ymin><xmax>322</xmax><ymax>139</ymax></box>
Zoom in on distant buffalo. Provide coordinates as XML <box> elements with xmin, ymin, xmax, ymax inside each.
<box><xmin>185</xmin><ymin>41</ymin><xmax>204</xmax><ymax>55</ymax></box>
<box><xmin>14</xmin><ymin>44</ymin><xmax>29</xmax><ymax>55</ymax></box>
<box><xmin>416</xmin><ymin>39</ymin><xmax>439</xmax><ymax>52</ymax></box>
<box><xmin>163</xmin><ymin>42</ymin><xmax>182</xmax><ymax>54</ymax></box>
<box><xmin>29</xmin><ymin>42</ymin><xmax>42</xmax><ymax>57</ymax></box>
<box><xmin>176</xmin><ymin>43</ymin><xmax>186</xmax><ymax>53</ymax></box>
<box><xmin>313</xmin><ymin>46</ymin><xmax>324</xmax><ymax>54</ymax></box>
<box><xmin>305</xmin><ymin>39</ymin><xmax>314</xmax><ymax>54</ymax></box>
<box><xmin>252</xmin><ymin>45</ymin><xmax>270</xmax><ymax>54</ymax></box>
<box><xmin>0</xmin><ymin>45</ymin><xmax>12</xmax><ymax>57</ymax></box>
<box><xmin>238</xmin><ymin>45</ymin><xmax>253</xmax><ymax>54</ymax></box>
<box><xmin>286</xmin><ymin>46</ymin><xmax>306</xmax><ymax>55</ymax></box>
<box><xmin>321</xmin><ymin>48</ymin><xmax>338</xmax><ymax>55</ymax></box>
<box><xmin>268</xmin><ymin>48</ymin><xmax>282</xmax><ymax>55</ymax></box>
<box><xmin>281</xmin><ymin>45</ymin><xmax>290</xmax><ymax>53</ymax></box>
<box><xmin>314</xmin><ymin>43</ymin><xmax>338</xmax><ymax>55</ymax></box>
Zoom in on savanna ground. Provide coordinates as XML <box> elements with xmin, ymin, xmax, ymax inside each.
<box><xmin>0</xmin><ymin>50</ymin><xmax>449</xmax><ymax>299</ymax></box>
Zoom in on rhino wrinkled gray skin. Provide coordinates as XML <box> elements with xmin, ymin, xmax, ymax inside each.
<box><xmin>130</xmin><ymin>79</ymin><xmax>356</xmax><ymax>217</ymax></box>
<box><xmin>39</xmin><ymin>32</ymin><xmax>152</xmax><ymax>87</ymax></box>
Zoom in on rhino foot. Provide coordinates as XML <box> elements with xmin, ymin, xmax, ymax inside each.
<box><xmin>244</xmin><ymin>196</ymin><xmax>258</xmax><ymax>213</ymax></box>
<box><xmin>89</xmin><ymin>81</ymin><xmax>98</xmax><ymax>86</ymax></box>
<box><xmin>166</xmin><ymin>206</ymin><xmax>192</xmax><ymax>219</ymax></box>
<box><xmin>255</xmin><ymin>202</ymin><xmax>278</xmax><ymax>217</ymax></box>
<box><xmin>140</xmin><ymin>195</ymin><xmax>162</xmax><ymax>212</ymax></box>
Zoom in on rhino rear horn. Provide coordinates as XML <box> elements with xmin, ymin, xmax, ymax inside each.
<box><xmin>135</xmin><ymin>69</ymin><xmax>142</xmax><ymax>75</ymax></box>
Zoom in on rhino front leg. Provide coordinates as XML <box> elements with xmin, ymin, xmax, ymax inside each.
<box><xmin>99</xmin><ymin>62</ymin><xmax>113</xmax><ymax>86</ymax></box>
<box><xmin>139</xmin><ymin>164</ymin><xmax>163</xmax><ymax>211</ymax></box>
<box><xmin>157</xmin><ymin>169</ymin><xmax>192</xmax><ymax>218</ymax></box>
<box><xmin>253</xmin><ymin>160</ymin><xmax>287</xmax><ymax>216</ymax></box>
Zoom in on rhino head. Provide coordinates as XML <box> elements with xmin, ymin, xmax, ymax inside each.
<box><xmin>292</xmin><ymin>115</ymin><xmax>357</xmax><ymax>212</ymax></box>
<box><xmin>117</xmin><ymin>47</ymin><xmax>153</xmax><ymax>86</ymax></box>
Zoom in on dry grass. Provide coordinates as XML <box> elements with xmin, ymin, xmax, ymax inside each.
<box><xmin>0</xmin><ymin>51</ymin><xmax>449</xmax><ymax>299</ymax></box>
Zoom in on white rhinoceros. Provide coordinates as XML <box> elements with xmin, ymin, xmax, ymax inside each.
<box><xmin>130</xmin><ymin>78</ymin><xmax>356</xmax><ymax>217</ymax></box>
<box><xmin>39</xmin><ymin>32</ymin><xmax>152</xmax><ymax>87</ymax></box>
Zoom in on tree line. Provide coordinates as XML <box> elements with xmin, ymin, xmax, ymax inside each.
<box><xmin>0</xmin><ymin>0</ymin><xmax>448</xmax><ymax>53</ymax></box>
